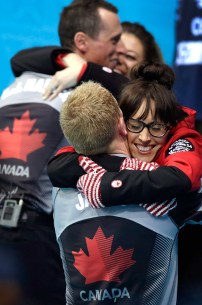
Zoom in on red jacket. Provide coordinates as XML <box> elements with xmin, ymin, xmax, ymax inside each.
<box><xmin>155</xmin><ymin>107</ymin><xmax>202</xmax><ymax>190</ymax></box>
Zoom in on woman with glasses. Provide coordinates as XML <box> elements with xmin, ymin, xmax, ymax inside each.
<box><xmin>118</xmin><ymin>62</ymin><xmax>189</xmax><ymax>165</ymax></box>
<box><xmin>47</xmin><ymin>61</ymin><xmax>201</xmax><ymax>205</ymax></box>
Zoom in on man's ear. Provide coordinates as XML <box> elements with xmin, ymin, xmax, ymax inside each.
<box><xmin>118</xmin><ymin>115</ymin><xmax>127</xmax><ymax>137</ymax></box>
<box><xmin>74</xmin><ymin>32</ymin><xmax>88</xmax><ymax>53</ymax></box>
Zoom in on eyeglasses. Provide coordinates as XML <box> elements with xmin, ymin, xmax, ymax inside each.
<box><xmin>126</xmin><ymin>118</ymin><xmax>170</xmax><ymax>138</ymax></box>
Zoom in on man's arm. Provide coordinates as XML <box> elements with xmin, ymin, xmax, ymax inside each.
<box><xmin>80</xmin><ymin>62</ymin><xmax>128</xmax><ymax>101</ymax></box>
<box><xmin>11</xmin><ymin>46</ymin><xmax>70</xmax><ymax>76</ymax></box>
<box><xmin>47</xmin><ymin>150</ymin><xmax>191</xmax><ymax>203</ymax></box>
<box><xmin>48</xmin><ymin>150</ymin><xmax>201</xmax><ymax>226</ymax></box>
<box><xmin>100</xmin><ymin>166</ymin><xmax>191</xmax><ymax>205</ymax></box>
<box><xmin>10</xmin><ymin>47</ymin><xmax>129</xmax><ymax>101</ymax></box>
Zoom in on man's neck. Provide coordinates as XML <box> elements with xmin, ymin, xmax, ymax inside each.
<box><xmin>107</xmin><ymin>138</ymin><xmax>130</xmax><ymax>157</ymax></box>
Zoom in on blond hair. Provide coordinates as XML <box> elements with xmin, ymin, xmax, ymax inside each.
<box><xmin>60</xmin><ymin>81</ymin><xmax>121</xmax><ymax>154</ymax></box>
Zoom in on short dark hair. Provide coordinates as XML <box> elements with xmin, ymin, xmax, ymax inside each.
<box><xmin>120</xmin><ymin>62</ymin><xmax>187</xmax><ymax>127</ymax></box>
<box><xmin>58</xmin><ymin>0</ymin><xmax>118</xmax><ymax>48</ymax></box>
<box><xmin>122</xmin><ymin>22</ymin><xmax>164</xmax><ymax>63</ymax></box>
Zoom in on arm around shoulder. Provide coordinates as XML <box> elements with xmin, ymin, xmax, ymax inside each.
<box><xmin>100</xmin><ymin>166</ymin><xmax>192</xmax><ymax>206</ymax></box>
<box><xmin>10</xmin><ymin>46</ymin><xmax>70</xmax><ymax>76</ymax></box>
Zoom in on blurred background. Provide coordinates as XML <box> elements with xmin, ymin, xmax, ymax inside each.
<box><xmin>0</xmin><ymin>0</ymin><xmax>177</xmax><ymax>94</ymax></box>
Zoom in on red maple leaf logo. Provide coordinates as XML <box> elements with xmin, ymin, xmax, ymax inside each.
<box><xmin>72</xmin><ymin>227</ymin><xmax>136</xmax><ymax>284</ymax></box>
<box><xmin>0</xmin><ymin>111</ymin><xmax>47</xmax><ymax>162</ymax></box>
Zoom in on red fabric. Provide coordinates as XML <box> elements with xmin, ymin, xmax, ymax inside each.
<box><xmin>56</xmin><ymin>54</ymin><xmax>87</xmax><ymax>81</ymax></box>
<box><xmin>55</xmin><ymin>146</ymin><xmax>76</xmax><ymax>156</ymax></box>
<box><xmin>77</xmin><ymin>63</ymin><xmax>88</xmax><ymax>81</ymax></box>
<box><xmin>156</xmin><ymin>107</ymin><xmax>202</xmax><ymax>191</ymax></box>
<box><xmin>56</xmin><ymin>53</ymin><xmax>68</xmax><ymax>68</ymax></box>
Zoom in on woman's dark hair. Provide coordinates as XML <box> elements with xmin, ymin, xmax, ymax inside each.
<box><xmin>119</xmin><ymin>61</ymin><xmax>187</xmax><ymax>127</ymax></box>
<box><xmin>121</xmin><ymin>22</ymin><xmax>164</xmax><ymax>63</ymax></box>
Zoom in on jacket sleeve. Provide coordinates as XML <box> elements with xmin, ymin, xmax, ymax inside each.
<box><xmin>79</xmin><ymin>62</ymin><xmax>129</xmax><ymax>101</ymax></box>
<box><xmin>10</xmin><ymin>46</ymin><xmax>70</xmax><ymax>76</ymax></box>
<box><xmin>100</xmin><ymin>166</ymin><xmax>191</xmax><ymax>206</ymax></box>
<box><xmin>47</xmin><ymin>151</ymin><xmax>192</xmax><ymax>204</ymax></box>
<box><xmin>10</xmin><ymin>48</ymin><xmax>129</xmax><ymax>101</ymax></box>
<box><xmin>169</xmin><ymin>191</ymin><xmax>202</xmax><ymax>227</ymax></box>
<box><xmin>47</xmin><ymin>152</ymin><xmax>84</xmax><ymax>188</ymax></box>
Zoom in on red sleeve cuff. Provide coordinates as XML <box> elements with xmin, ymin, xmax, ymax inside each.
<box><xmin>77</xmin><ymin>63</ymin><xmax>88</xmax><ymax>81</ymax></box>
<box><xmin>56</xmin><ymin>53</ymin><xmax>68</xmax><ymax>68</ymax></box>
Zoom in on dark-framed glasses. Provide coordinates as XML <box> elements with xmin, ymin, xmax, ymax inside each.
<box><xmin>126</xmin><ymin>118</ymin><xmax>170</xmax><ymax>138</ymax></box>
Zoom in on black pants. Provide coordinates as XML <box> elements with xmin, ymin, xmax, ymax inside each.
<box><xmin>177</xmin><ymin>224</ymin><xmax>202</xmax><ymax>305</ymax></box>
<box><xmin>0</xmin><ymin>212</ymin><xmax>66</xmax><ymax>305</ymax></box>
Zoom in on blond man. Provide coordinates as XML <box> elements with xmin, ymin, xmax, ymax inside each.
<box><xmin>52</xmin><ymin>81</ymin><xmax>179</xmax><ymax>305</ymax></box>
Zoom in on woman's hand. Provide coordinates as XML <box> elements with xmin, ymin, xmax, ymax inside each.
<box><xmin>42</xmin><ymin>53</ymin><xmax>87</xmax><ymax>100</ymax></box>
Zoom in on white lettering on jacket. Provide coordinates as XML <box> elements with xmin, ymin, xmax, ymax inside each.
<box><xmin>0</xmin><ymin>164</ymin><xmax>29</xmax><ymax>178</ymax></box>
<box><xmin>76</xmin><ymin>193</ymin><xmax>89</xmax><ymax>210</ymax></box>
<box><xmin>1</xmin><ymin>77</ymin><xmax>70</xmax><ymax>102</ymax></box>
<box><xmin>1</xmin><ymin>79</ymin><xmax>50</xmax><ymax>99</ymax></box>
<box><xmin>175</xmin><ymin>41</ymin><xmax>202</xmax><ymax>65</ymax></box>
<box><xmin>80</xmin><ymin>287</ymin><xmax>130</xmax><ymax>301</ymax></box>
<box><xmin>191</xmin><ymin>17</ymin><xmax>202</xmax><ymax>36</ymax></box>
